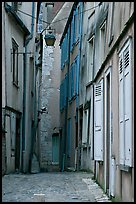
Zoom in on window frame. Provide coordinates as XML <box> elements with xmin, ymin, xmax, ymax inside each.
<box><xmin>12</xmin><ymin>38</ymin><xmax>19</xmax><ymax>87</ymax></box>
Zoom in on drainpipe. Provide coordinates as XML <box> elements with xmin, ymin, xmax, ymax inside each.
<box><xmin>77</xmin><ymin>2</ymin><xmax>83</xmax><ymax>171</ymax></box>
<box><xmin>22</xmin><ymin>1</ymin><xmax>35</xmax><ymax>172</ymax></box>
<box><xmin>92</xmin><ymin>3</ymin><xmax>97</xmax><ymax>179</ymax></box>
<box><xmin>3</xmin><ymin>3</ymin><xmax>8</xmax><ymax>108</ymax></box>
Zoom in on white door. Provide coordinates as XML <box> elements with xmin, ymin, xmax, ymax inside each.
<box><xmin>94</xmin><ymin>79</ymin><xmax>103</xmax><ymax>161</ymax></box>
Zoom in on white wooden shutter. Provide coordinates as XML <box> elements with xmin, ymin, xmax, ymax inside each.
<box><xmin>123</xmin><ymin>42</ymin><xmax>132</xmax><ymax>166</ymax></box>
<box><xmin>119</xmin><ymin>38</ymin><xmax>132</xmax><ymax>167</ymax></box>
<box><xmin>119</xmin><ymin>54</ymin><xmax>125</xmax><ymax>165</ymax></box>
<box><xmin>94</xmin><ymin>79</ymin><xmax>103</xmax><ymax>161</ymax></box>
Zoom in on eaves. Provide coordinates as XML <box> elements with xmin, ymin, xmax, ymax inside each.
<box><xmin>93</xmin><ymin>12</ymin><xmax>134</xmax><ymax>83</ymax></box>
<box><xmin>4</xmin><ymin>3</ymin><xmax>30</xmax><ymax>36</ymax></box>
<box><xmin>59</xmin><ymin>2</ymin><xmax>78</xmax><ymax>46</ymax></box>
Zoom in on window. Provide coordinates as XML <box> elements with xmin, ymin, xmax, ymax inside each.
<box><xmin>108</xmin><ymin>2</ymin><xmax>114</xmax><ymax>46</ymax></box>
<box><xmin>100</xmin><ymin>21</ymin><xmax>106</xmax><ymax>64</ymax></box>
<box><xmin>75</xmin><ymin>55</ymin><xmax>79</xmax><ymax>95</ymax></box>
<box><xmin>60</xmin><ymin>75</ymin><xmax>68</xmax><ymax>111</ymax></box>
<box><xmin>119</xmin><ymin>38</ymin><xmax>132</xmax><ymax>167</ymax></box>
<box><xmin>12</xmin><ymin>39</ymin><xmax>18</xmax><ymax>86</ymax></box>
<box><xmin>69</xmin><ymin>60</ymin><xmax>77</xmax><ymax>101</ymax></box>
<box><xmin>87</xmin><ymin>35</ymin><xmax>94</xmax><ymax>83</ymax></box>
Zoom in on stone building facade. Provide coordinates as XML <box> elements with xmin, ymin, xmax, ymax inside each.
<box><xmin>60</xmin><ymin>2</ymin><xmax>134</xmax><ymax>202</ymax></box>
<box><xmin>39</xmin><ymin>2</ymin><xmax>73</xmax><ymax>172</ymax></box>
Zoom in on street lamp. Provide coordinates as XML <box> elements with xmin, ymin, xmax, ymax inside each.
<box><xmin>44</xmin><ymin>26</ymin><xmax>56</xmax><ymax>46</ymax></box>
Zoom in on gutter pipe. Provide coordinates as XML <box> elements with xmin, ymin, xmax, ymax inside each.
<box><xmin>77</xmin><ymin>2</ymin><xmax>83</xmax><ymax>171</ymax></box>
<box><xmin>22</xmin><ymin>1</ymin><xmax>35</xmax><ymax>172</ymax></box>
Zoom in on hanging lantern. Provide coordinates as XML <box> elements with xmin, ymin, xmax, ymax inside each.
<box><xmin>44</xmin><ymin>27</ymin><xmax>56</xmax><ymax>46</ymax></box>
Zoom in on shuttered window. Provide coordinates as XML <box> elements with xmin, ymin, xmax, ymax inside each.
<box><xmin>119</xmin><ymin>38</ymin><xmax>132</xmax><ymax>167</ymax></box>
<box><xmin>94</xmin><ymin>79</ymin><xmax>103</xmax><ymax>161</ymax></box>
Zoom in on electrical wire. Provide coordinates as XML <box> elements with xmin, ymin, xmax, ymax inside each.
<box><xmin>17</xmin><ymin>3</ymin><xmax>100</xmax><ymax>26</ymax></box>
<box><xmin>17</xmin><ymin>8</ymin><xmax>50</xmax><ymax>25</ymax></box>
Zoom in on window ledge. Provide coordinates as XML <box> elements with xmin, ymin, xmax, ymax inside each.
<box><xmin>120</xmin><ymin>164</ymin><xmax>132</xmax><ymax>172</ymax></box>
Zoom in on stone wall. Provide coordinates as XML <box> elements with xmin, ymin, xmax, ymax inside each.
<box><xmin>2</xmin><ymin>133</ymin><xmax>6</xmax><ymax>176</ymax></box>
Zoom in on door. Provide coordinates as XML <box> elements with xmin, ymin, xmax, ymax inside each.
<box><xmin>15</xmin><ymin>117</ymin><xmax>20</xmax><ymax>171</ymax></box>
<box><xmin>52</xmin><ymin>133</ymin><xmax>59</xmax><ymax>164</ymax></box>
<box><xmin>104</xmin><ymin>67</ymin><xmax>112</xmax><ymax>196</ymax></box>
<box><xmin>94</xmin><ymin>79</ymin><xmax>103</xmax><ymax>161</ymax></box>
<box><xmin>106</xmin><ymin>73</ymin><xmax>110</xmax><ymax>193</ymax></box>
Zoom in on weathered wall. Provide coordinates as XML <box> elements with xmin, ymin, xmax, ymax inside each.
<box><xmin>2</xmin><ymin>133</ymin><xmax>6</xmax><ymax>176</ymax></box>
<box><xmin>40</xmin><ymin>2</ymin><xmax>73</xmax><ymax>171</ymax></box>
<box><xmin>78</xmin><ymin>2</ymin><xmax>134</xmax><ymax>202</ymax></box>
<box><xmin>2</xmin><ymin>2</ymin><xmax>38</xmax><ymax>173</ymax></box>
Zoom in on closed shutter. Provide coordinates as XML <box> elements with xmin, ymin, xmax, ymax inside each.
<box><xmin>124</xmin><ymin>43</ymin><xmax>132</xmax><ymax>166</ymax></box>
<box><xmin>119</xmin><ymin>38</ymin><xmax>132</xmax><ymax>167</ymax></box>
<box><xmin>76</xmin><ymin>55</ymin><xmax>79</xmax><ymax>95</ymax></box>
<box><xmin>94</xmin><ymin>79</ymin><xmax>103</xmax><ymax>161</ymax></box>
<box><xmin>119</xmin><ymin>54</ymin><xmax>125</xmax><ymax>165</ymax></box>
<box><xmin>69</xmin><ymin>67</ymin><xmax>72</xmax><ymax>100</ymax></box>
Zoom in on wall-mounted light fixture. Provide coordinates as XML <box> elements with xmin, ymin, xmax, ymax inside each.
<box><xmin>44</xmin><ymin>26</ymin><xmax>56</xmax><ymax>46</ymax></box>
<box><xmin>39</xmin><ymin>26</ymin><xmax>56</xmax><ymax>47</ymax></box>
<box><xmin>38</xmin><ymin>2</ymin><xmax>56</xmax><ymax>47</ymax></box>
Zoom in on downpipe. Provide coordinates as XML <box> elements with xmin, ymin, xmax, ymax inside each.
<box><xmin>22</xmin><ymin>1</ymin><xmax>35</xmax><ymax>173</ymax></box>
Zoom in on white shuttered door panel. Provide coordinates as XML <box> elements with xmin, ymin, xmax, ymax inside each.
<box><xmin>119</xmin><ymin>38</ymin><xmax>132</xmax><ymax>167</ymax></box>
<box><xmin>119</xmin><ymin>54</ymin><xmax>125</xmax><ymax>165</ymax></box>
<box><xmin>123</xmin><ymin>43</ymin><xmax>132</xmax><ymax>166</ymax></box>
<box><xmin>94</xmin><ymin>79</ymin><xmax>103</xmax><ymax>161</ymax></box>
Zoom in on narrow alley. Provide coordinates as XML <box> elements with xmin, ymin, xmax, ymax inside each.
<box><xmin>2</xmin><ymin>171</ymin><xmax>111</xmax><ymax>202</ymax></box>
<box><xmin>2</xmin><ymin>2</ymin><xmax>134</xmax><ymax>202</ymax></box>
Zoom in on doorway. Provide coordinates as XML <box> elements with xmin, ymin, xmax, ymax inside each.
<box><xmin>15</xmin><ymin>117</ymin><xmax>21</xmax><ymax>171</ymax></box>
<box><xmin>52</xmin><ymin>133</ymin><xmax>60</xmax><ymax>164</ymax></box>
<box><xmin>104</xmin><ymin>67</ymin><xmax>112</xmax><ymax>195</ymax></box>
<box><xmin>78</xmin><ymin>107</ymin><xmax>83</xmax><ymax>170</ymax></box>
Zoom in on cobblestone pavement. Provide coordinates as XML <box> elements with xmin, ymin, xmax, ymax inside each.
<box><xmin>2</xmin><ymin>171</ymin><xmax>112</xmax><ymax>202</ymax></box>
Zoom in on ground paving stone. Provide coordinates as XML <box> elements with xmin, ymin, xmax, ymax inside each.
<box><xmin>2</xmin><ymin>171</ymin><xmax>112</xmax><ymax>202</ymax></box>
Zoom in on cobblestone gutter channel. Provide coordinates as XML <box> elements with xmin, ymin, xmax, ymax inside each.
<box><xmin>82</xmin><ymin>178</ymin><xmax>111</xmax><ymax>202</ymax></box>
